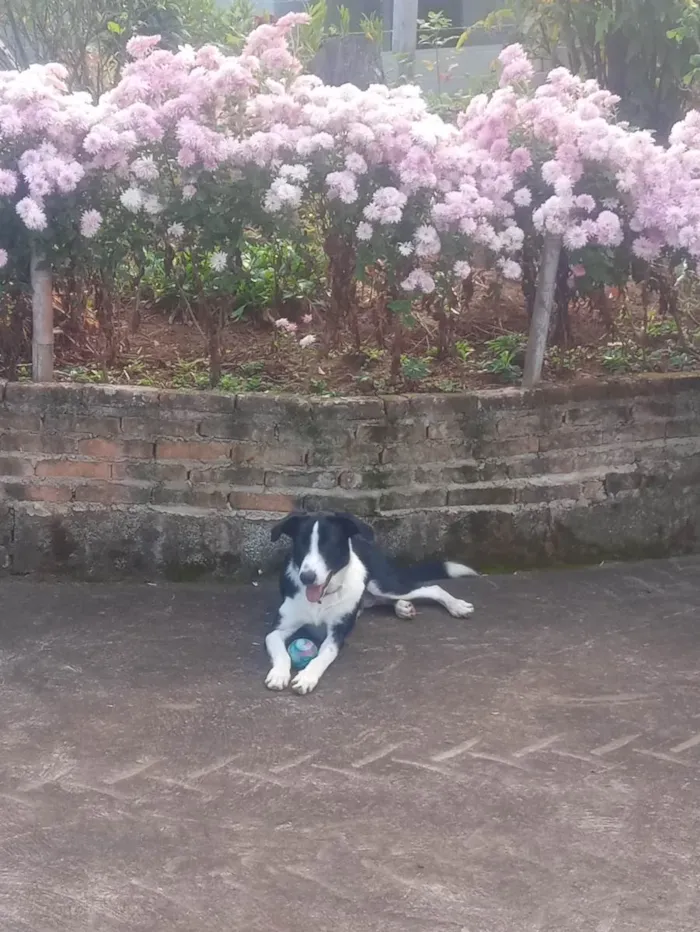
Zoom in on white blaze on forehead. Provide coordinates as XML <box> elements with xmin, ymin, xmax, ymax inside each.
<box><xmin>299</xmin><ymin>520</ymin><xmax>330</xmax><ymax>581</ymax></box>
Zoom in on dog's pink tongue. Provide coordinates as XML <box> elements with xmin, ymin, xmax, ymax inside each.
<box><xmin>306</xmin><ymin>584</ymin><xmax>324</xmax><ymax>603</ymax></box>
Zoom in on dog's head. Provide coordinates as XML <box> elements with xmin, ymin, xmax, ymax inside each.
<box><xmin>271</xmin><ymin>511</ymin><xmax>374</xmax><ymax>603</ymax></box>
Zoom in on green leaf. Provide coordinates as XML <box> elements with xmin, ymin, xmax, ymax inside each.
<box><xmin>107</xmin><ymin>20</ymin><xmax>124</xmax><ymax>34</ymax></box>
<box><xmin>388</xmin><ymin>298</ymin><xmax>412</xmax><ymax>315</ymax></box>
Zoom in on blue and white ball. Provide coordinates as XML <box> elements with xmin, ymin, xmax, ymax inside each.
<box><xmin>288</xmin><ymin>638</ymin><xmax>318</xmax><ymax>670</ymax></box>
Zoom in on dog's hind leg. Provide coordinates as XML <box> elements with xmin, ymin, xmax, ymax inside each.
<box><xmin>394</xmin><ymin>599</ymin><xmax>417</xmax><ymax>620</ymax></box>
<box><xmin>369</xmin><ymin>581</ymin><xmax>473</xmax><ymax>618</ymax></box>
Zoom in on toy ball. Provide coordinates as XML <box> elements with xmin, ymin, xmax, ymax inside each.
<box><xmin>288</xmin><ymin>638</ymin><xmax>318</xmax><ymax>670</ymax></box>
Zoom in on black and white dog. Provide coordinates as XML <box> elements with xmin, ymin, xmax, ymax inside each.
<box><xmin>265</xmin><ymin>511</ymin><xmax>477</xmax><ymax>695</ymax></box>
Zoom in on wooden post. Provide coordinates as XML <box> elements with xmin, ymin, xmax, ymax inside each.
<box><xmin>522</xmin><ymin>234</ymin><xmax>562</xmax><ymax>389</ymax></box>
<box><xmin>392</xmin><ymin>0</ymin><xmax>418</xmax><ymax>79</ymax></box>
<box><xmin>30</xmin><ymin>244</ymin><xmax>53</xmax><ymax>382</ymax></box>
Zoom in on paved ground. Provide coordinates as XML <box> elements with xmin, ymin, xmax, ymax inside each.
<box><xmin>1</xmin><ymin>559</ymin><xmax>699</xmax><ymax>931</ymax></box>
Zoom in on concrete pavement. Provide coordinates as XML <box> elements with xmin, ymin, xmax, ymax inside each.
<box><xmin>1</xmin><ymin>558</ymin><xmax>699</xmax><ymax>931</ymax></box>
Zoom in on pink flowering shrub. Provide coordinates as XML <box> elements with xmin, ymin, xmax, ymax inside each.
<box><xmin>1</xmin><ymin>24</ymin><xmax>699</xmax><ymax>380</ymax></box>
<box><xmin>0</xmin><ymin>62</ymin><xmax>97</xmax><ymax>276</ymax></box>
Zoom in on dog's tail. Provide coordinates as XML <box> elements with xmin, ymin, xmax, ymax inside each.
<box><xmin>397</xmin><ymin>560</ymin><xmax>478</xmax><ymax>587</ymax></box>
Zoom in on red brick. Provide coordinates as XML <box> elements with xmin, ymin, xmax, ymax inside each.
<box><xmin>404</xmin><ymin>394</ymin><xmax>481</xmax><ymax>418</ymax></box>
<box><xmin>447</xmin><ymin>485</ymin><xmax>515</xmax><ymax>506</ymax></box>
<box><xmin>302</xmin><ymin>491</ymin><xmax>379</xmax><ymax>516</ymax></box>
<box><xmin>308</xmin><ymin>442</ymin><xmax>379</xmax><ymax>468</ymax></box>
<box><xmin>2</xmin><ymin>381</ymin><xmax>152</xmax><ymax>414</ymax></box>
<box><xmin>112</xmin><ymin>462</ymin><xmax>188</xmax><ymax>483</ymax></box>
<box><xmin>235</xmin><ymin>394</ymin><xmax>309</xmax><ymax>420</ymax></box>
<box><xmin>311</xmin><ymin>397</ymin><xmax>385</xmax><ymax>420</ymax></box>
<box><xmin>0</xmin><ymin>412</ymin><xmax>42</xmax><ymax>431</ymax></box>
<box><xmin>198</xmin><ymin>415</ymin><xmax>275</xmax><ymax>442</ymax></box>
<box><xmin>120</xmin><ymin>416</ymin><xmax>200</xmax><ymax>440</ymax></box>
<box><xmin>604</xmin><ymin>472</ymin><xmax>642</xmax><ymax>496</ymax></box>
<box><xmin>157</xmin><ymin>388</ymin><xmax>236</xmax><ymax>414</ymax></box>
<box><xmin>531</xmin><ymin>452</ymin><xmax>576</xmax><ymax>476</ymax></box>
<box><xmin>43</xmin><ymin>415</ymin><xmax>121</xmax><ymax>436</ymax></box>
<box><xmin>414</xmin><ymin>462</ymin><xmax>482</xmax><ymax>485</ymax></box>
<box><xmin>515</xmin><ymin>483</ymin><xmax>581</xmax><ymax>504</ymax></box>
<box><xmin>229</xmin><ymin>490</ymin><xmax>298</xmax><ymax>512</ymax></box>
<box><xmin>480</xmin><ymin>460</ymin><xmax>510</xmax><ymax>482</ymax></box>
<box><xmin>156</xmin><ymin>441</ymin><xmax>231</xmax><ymax>462</ymax></box>
<box><xmin>77</xmin><ymin>438</ymin><xmax>154</xmax><ymax>460</ymax></box>
<box><xmin>665</xmin><ymin>419</ymin><xmax>700</xmax><ymax>439</ymax></box>
<box><xmin>152</xmin><ymin>485</ymin><xmax>230</xmax><ymax>509</ymax></box>
<box><xmin>380</xmin><ymin>442</ymin><xmax>470</xmax><ymax>465</ymax></box>
<box><xmin>73</xmin><ymin>482</ymin><xmax>152</xmax><ymax>504</ymax></box>
<box><xmin>355</xmin><ymin>421</ymin><xmax>426</xmax><ymax>444</ymax></box>
<box><xmin>1</xmin><ymin>481</ymin><xmax>73</xmax><ymax>503</ymax></box>
<box><xmin>230</xmin><ymin>442</ymin><xmax>307</xmax><ymax>467</ymax></box>
<box><xmin>35</xmin><ymin>484</ymin><xmax>74</xmax><ymax>503</ymax></box>
<box><xmin>0</xmin><ymin>456</ymin><xmax>34</xmax><ymax>477</ymax></box>
<box><xmin>426</xmin><ymin>422</ymin><xmax>456</xmax><ymax>441</ymax></box>
<box><xmin>35</xmin><ymin>460</ymin><xmax>110</xmax><ymax>480</ymax></box>
<box><xmin>379</xmin><ymin>488</ymin><xmax>447</xmax><ymax>511</ymax></box>
<box><xmin>612</xmin><ymin>423</ymin><xmax>667</xmax><ymax>444</ymax></box>
<box><xmin>264</xmin><ymin>468</ymin><xmax>337</xmax><ymax>490</ymax></box>
<box><xmin>0</xmin><ymin>431</ymin><xmax>77</xmax><ymax>455</ymax></box>
<box><xmin>565</xmin><ymin>403</ymin><xmax>632</xmax><ymax>428</ymax></box>
<box><xmin>475</xmin><ymin>436</ymin><xmax>540</xmax><ymax>458</ymax></box>
<box><xmin>496</xmin><ymin>411</ymin><xmax>562</xmax><ymax>438</ymax></box>
<box><xmin>188</xmin><ymin>465</ymin><xmax>264</xmax><ymax>486</ymax></box>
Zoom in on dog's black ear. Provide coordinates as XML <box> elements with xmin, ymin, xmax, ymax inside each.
<box><xmin>270</xmin><ymin>512</ymin><xmax>305</xmax><ymax>542</ymax></box>
<box><xmin>332</xmin><ymin>512</ymin><xmax>375</xmax><ymax>541</ymax></box>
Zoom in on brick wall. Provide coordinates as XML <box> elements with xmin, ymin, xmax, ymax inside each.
<box><xmin>0</xmin><ymin>374</ymin><xmax>699</xmax><ymax>578</ymax></box>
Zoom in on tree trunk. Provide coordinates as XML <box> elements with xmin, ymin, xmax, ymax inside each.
<box><xmin>324</xmin><ymin>230</ymin><xmax>357</xmax><ymax>348</ymax></box>
<box><xmin>204</xmin><ymin>304</ymin><xmax>223</xmax><ymax>387</ymax></box>
<box><xmin>30</xmin><ymin>244</ymin><xmax>53</xmax><ymax>382</ymax></box>
<box><xmin>552</xmin><ymin>249</ymin><xmax>572</xmax><ymax>347</ymax></box>
<box><xmin>95</xmin><ymin>272</ymin><xmax>118</xmax><ymax>370</ymax></box>
<box><xmin>523</xmin><ymin>234</ymin><xmax>563</xmax><ymax>388</ymax></box>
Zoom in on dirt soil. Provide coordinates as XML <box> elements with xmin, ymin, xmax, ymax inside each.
<box><xmin>6</xmin><ymin>279</ymin><xmax>700</xmax><ymax>393</ymax></box>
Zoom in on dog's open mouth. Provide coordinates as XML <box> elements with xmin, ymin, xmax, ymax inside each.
<box><xmin>305</xmin><ymin>574</ymin><xmax>331</xmax><ymax>603</ymax></box>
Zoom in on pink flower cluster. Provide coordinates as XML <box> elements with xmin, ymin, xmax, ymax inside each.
<box><xmin>2</xmin><ymin>25</ymin><xmax>700</xmax><ymax>301</ymax></box>
<box><xmin>0</xmin><ymin>62</ymin><xmax>96</xmax><ymax>235</ymax></box>
<box><xmin>451</xmin><ymin>42</ymin><xmax>697</xmax><ymax>267</ymax></box>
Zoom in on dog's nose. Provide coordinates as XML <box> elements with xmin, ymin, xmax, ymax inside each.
<box><xmin>299</xmin><ymin>570</ymin><xmax>316</xmax><ymax>586</ymax></box>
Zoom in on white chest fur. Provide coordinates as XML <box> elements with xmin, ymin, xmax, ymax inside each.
<box><xmin>281</xmin><ymin>548</ymin><xmax>367</xmax><ymax>630</ymax></box>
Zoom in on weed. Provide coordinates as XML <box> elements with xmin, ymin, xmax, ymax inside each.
<box><xmin>481</xmin><ymin>333</ymin><xmax>525</xmax><ymax>383</ymax></box>
<box><xmin>646</xmin><ymin>314</ymin><xmax>678</xmax><ymax>338</ymax></box>
<box><xmin>239</xmin><ymin>360</ymin><xmax>265</xmax><ymax>376</ymax></box>
<box><xmin>437</xmin><ymin>378</ymin><xmax>460</xmax><ymax>392</ymax></box>
<box><xmin>400</xmin><ymin>355</ymin><xmax>431</xmax><ymax>382</ymax></box>
<box><xmin>485</xmin><ymin>333</ymin><xmax>526</xmax><ymax>356</ymax></box>
<box><xmin>547</xmin><ymin>346</ymin><xmax>588</xmax><ymax>371</ymax></box>
<box><xmin>482</xmin><ymin>353</ymin><xmax>522</xmax><ymax>382</ymax></box>
<box><xmin>310</xmin><ymin>378</ymin><xmax>336</xmax><ymax>395</ymax></box>
<box><xmin>600</xmin><ymin>342</ymin><xmax>643</xmax><ymax>374</ymax></box>
<box><xmin>60</xmin><ymin>366</ymin><xmax>106</xmax><ymax>384</ymax></box>
<box><xmin>454</xmin><ymin>340</ymin><xmax>473</xmax><ymax>362</ymax></box>
<box><xmin>170</xmin><ymin>359</ymin><xmax>210</xmax><ymax>389</ymax></box>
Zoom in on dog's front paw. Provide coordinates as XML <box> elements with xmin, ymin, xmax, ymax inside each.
<box><xmin>449</xmin><ymin>598</ymin><xmax>474</xmax><ymax>618</ymax></box>
<box><xmin>291</xmin><ymin>669</ymin><xmax>320</xmax><ymax>695</ymax></box>
<box><xmin>265</xmin><ymin>666</ymin><xmax>291</xmax><ymax>690</ymax></box>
